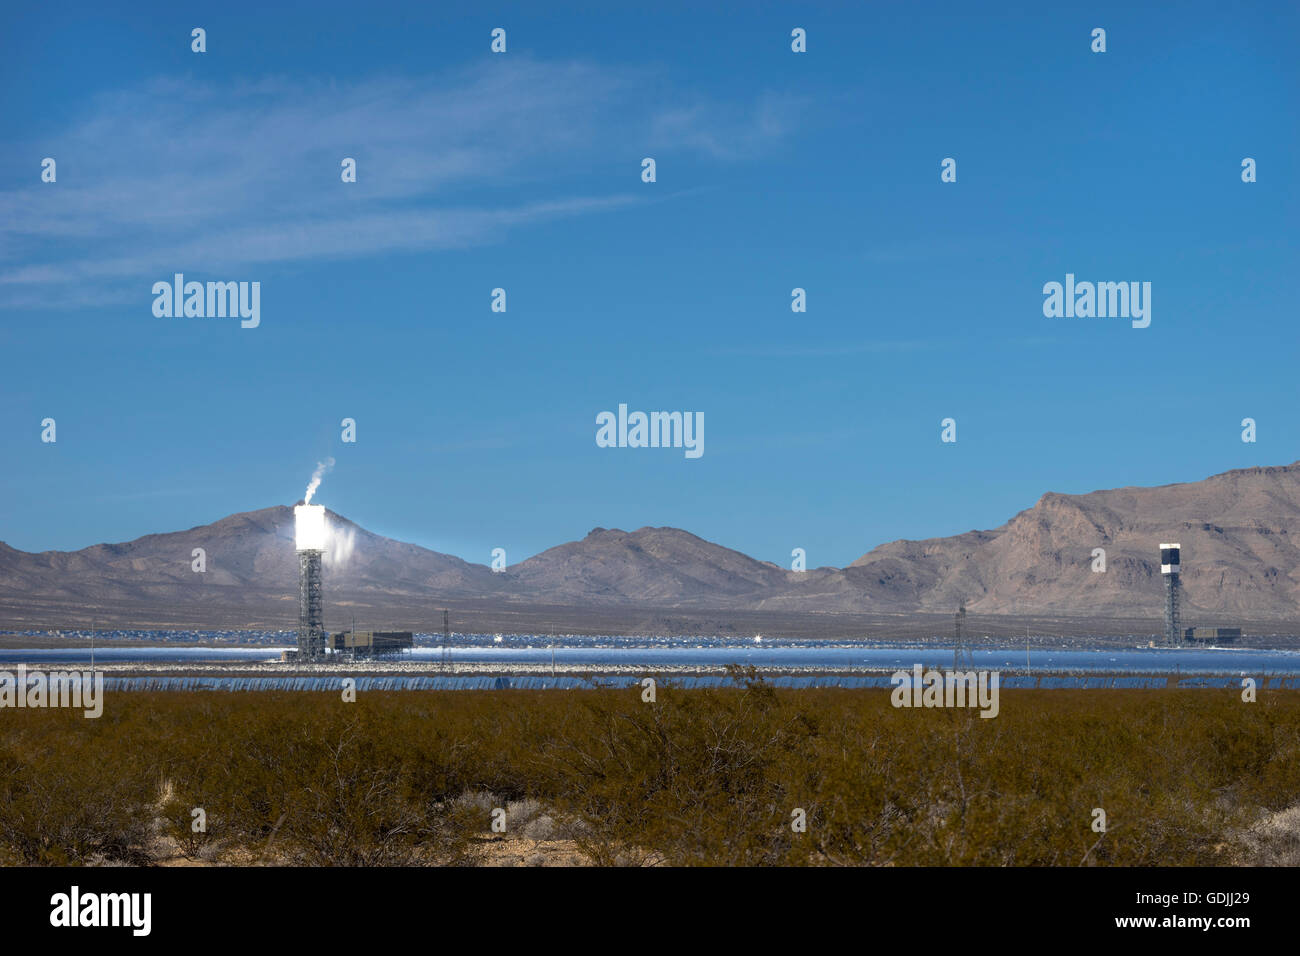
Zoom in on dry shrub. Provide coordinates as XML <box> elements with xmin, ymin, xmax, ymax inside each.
<box><xmin>0</xmin><ymin>684</ymin><xmax>1297</xmax><ymax>866</ymax></box>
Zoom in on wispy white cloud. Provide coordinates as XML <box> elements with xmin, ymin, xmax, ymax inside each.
<box><xmin>0</xmin><ymin>196</ymin><xmax>640</xmax><ymax>308</ymax></box>
<box><xmin>711</xmin><ymin>339</ymin><xmax>944</xmax><ymax>358</ymax></box>
<box><xmin>1</xmin><ymin>59</ymin><xmax>798</xmax><ymax>308</ymax></box>
<box><xmin>648</xmin><ymin>91</ymin><xmax>806</xmax><ymax>160</ymax></box>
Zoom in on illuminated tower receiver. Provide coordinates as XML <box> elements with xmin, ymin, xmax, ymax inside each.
<box><xmin>295</xmin><ymin>504</ymin><xmax>327</xmax><ymax>660</ymax></box>
<box><xmin>1160</xmin><ymin>543</ymin><xmax>1181</xmax><ymax>647</ymax></box>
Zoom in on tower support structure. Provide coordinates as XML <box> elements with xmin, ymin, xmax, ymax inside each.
<box><xmin>298</xmin><ymin>549</ymin><xmax>325</xmax><ymax>659</ymax></box>
<box><xmin>1163</xmin><ymin>574</ymin><xmax>1181</xmax><ymax>647</ymax></box>
<box><xmin>442</xmin><ymin>609</ymin><xmax>452</xmax><ymax>672</ymax></box>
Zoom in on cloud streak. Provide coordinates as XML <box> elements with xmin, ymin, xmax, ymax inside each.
<box><xmin>0</xmin><ymin>60</ymin><xmax>798</xmax><ymax>309</ymax></box>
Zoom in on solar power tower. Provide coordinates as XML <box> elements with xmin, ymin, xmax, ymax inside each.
<box><xmin>294</xmin><ymin>504</ymin><xmax>327</xmax><ymax>659</ymax></box>
<box><xmin>1160</xmin><ymin>543</ymin><xmax>1182</xmax><ymax>647</ymax></box>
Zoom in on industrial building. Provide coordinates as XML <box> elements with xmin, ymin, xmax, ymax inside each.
<box><xmin>327</xmin><ymin>630</ymin><xmax>414</xmax><ymax>659</ymax></box>
<box><xmin>1157</xmin><ymin>543</ymin><xmax>1241</xmax><ymax>646</ymax></box>
<box><xmin>283</xmin><ymin>501</ymin><xmax>415</xmax><ymax>663</ymax></box>
<box><xmin>1184</xmin><ymin>627</ymin><xmax>1242</xmax><ymax>645</ymax></box>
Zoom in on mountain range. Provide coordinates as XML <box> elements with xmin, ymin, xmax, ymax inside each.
<box><xmin>1</xmin><ymin>462</ymin><xmax>1297</xmax><ymax>636</ymax></box>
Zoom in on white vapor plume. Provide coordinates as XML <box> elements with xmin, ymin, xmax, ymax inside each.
<box><xmin>303</xmin><ymin>457</ymin><xmax>335</xmax><ymax>504</ymax></box>
<box><xmin>323</xmin><ymin>521</ymin><xmax>357</xmax><ymax>569</ymax></box>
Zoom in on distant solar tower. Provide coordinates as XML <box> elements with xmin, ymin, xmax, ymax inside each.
<box><xmin>953</xmin><ymin>600</ymin><xmax>972</xmax><ymax>669</ymax></box>
<box><xmin>1160</xmin><ymin>543</ymin><xmax>1181</xmax><ymax>647</ymax></box>
<box><xmin>295</xmin><ymin>504</ymin><xmax>327</xmax><ymax>659</ymax></box>
<box><xmin>442</xmin><ymin>608</ymin><xmax>452</xmax><ymax>672</ymax></box>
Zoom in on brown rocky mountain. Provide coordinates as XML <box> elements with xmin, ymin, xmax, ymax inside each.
<box><xmin>0</xmin><ymin>463</ymin><xmax>1296</xmax><ymax>632</ymax></box>
<box><xmin>0</xmin><ymin>506</ymin><xmax>500</xmax><ymax>630</ymax></box>
<box><xmin>0</xmin><ymin>506</ymin><xmax>499</xmax><ymax>599</ymax></box>
<box><xmin>844</xmin><ymin>462</ymin><xmax>1300</xmax><ymax>620</ymax></box>
<box><xmin>507</xmin><ymin>526</ymin><xmax>795</xmax><ymax>606</ymax></box>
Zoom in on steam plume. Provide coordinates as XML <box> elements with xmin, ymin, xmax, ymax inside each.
<box><xmin>323</xmin><ymin>522</ymin><xmax>356</xmax><ymax>569</ymax></box>
<box><xmin>303</xmin><ymin>457</ymin><xmax>335</xmax><ymax>504</ymax></box>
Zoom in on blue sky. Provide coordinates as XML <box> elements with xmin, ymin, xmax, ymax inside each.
<box><xmin>1</xmin><ymin>1</ymin><xmax>1296</xmax><ymax>569</ymax></box>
